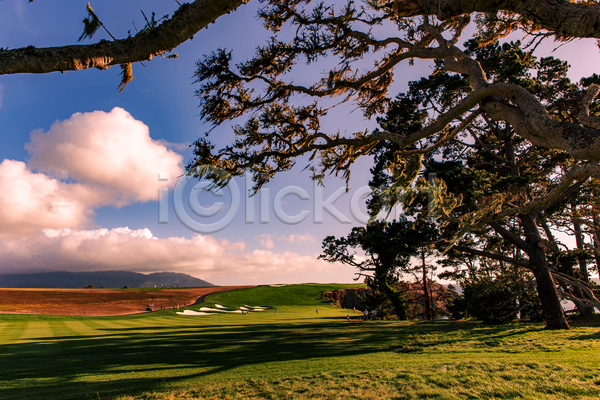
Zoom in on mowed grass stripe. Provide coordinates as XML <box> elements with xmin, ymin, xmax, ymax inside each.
<box><xmin>0</xmin><ymin>323</ymin><xmax>7</xmax><ymax>336</ymax></box>
<box><xmin>57</xmin><ymin>320</ymin><xmax>113</xmax><ymax>347</ymax></box>
<box><xmin>15</xmin><ymin>321</ymin><xmax>60</xmax><ymax>357</ymax></box>
<box><xmin>85</xmin><ymin>318</ymin><xmax>138</xmax><ymax>332</ymax></box>
<box><xmin>0</xmin><ymin>320</ymin><xmax>27</xmax><ymax>350</ymax></box>
<box><xmin>18</xmin><ymin>321</ymin><xmax>55</xmax><ymax>343</ymax></box>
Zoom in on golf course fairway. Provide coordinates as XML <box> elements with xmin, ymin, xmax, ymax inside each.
<box><xmin>0</xmin><ymin>283</ymin><xmax>599</xmax><ymax>399</ymax></box>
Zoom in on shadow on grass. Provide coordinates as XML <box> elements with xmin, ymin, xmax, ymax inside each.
<box><xmin>0</xmin><ymin>319</ymin><xmax>399</xmax><ymax>400</ymax></box>
<box><xmin>0</xmin><ymin>318</ymin><xmax>554</xmax><ymax>400</ymax></box>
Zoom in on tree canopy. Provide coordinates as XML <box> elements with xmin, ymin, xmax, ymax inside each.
<box><xmin>191</xmin><ymin>0</ymin><xmax>600</xmax><ymax>187</ymax></box>
<box><xmin>186</xmin><ymin>1</ymin><xmax>600</xmax><ymax>329</ymax></box>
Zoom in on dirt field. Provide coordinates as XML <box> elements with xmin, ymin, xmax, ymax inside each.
<box><xmin>0</xmin><ymin>286</ymin><xmax>252</xmax><ymax>316</ymax></box>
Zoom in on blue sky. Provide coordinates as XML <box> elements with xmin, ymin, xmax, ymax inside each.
<box><xmin>0</xmin><ymin>1</ymin><xmax>598</xmax><ymax>285</ymax></box>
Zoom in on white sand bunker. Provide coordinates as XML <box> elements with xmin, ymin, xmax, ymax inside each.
<box><xmin>238</xmin><ymin>306</ymin><xmax>265</xmax><ymax>312</ymax></box>
<box><xmin>199</xmin><ymin>307</ymin><xmax>243</xmax><ymax>313</ymax></box>
<box><xmin>270</xmin><ymin>284</ymin><xmax>287</xmax><ymax>287</ymax></box>
<box><xmin>243</xmin><ymin>305</ymin><xmax>272</xmax><ymax>310</ymax></box>
<box><xmin>177</xmin><ymin>310</ymin><xmax>215</xmax><ymax>316</ymax></box>
<box><xmin>215</xmin><ymin>304</ymin><xmax>229</xmax><ymax>309</ymax></box>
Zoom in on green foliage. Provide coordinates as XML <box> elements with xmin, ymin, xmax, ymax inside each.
<box><xmin>442</xmin><ymin>263</ymin><xmax>543</xmax><ymax>324</ymax></box>
<box><xmin>320</xmin><ymin>218</ymin><xmax>442</xmax><ymax>319</ymax></box>
<box><xmin>464</xmin><ymin>277</ymin><xmax>521</xmax><ymax>324</ymax></box>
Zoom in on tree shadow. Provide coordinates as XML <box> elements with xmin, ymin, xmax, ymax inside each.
<box><xmin>0</xmin><ymin>319</ymin><xmax>399</xmax><ymax>399</ymax></box>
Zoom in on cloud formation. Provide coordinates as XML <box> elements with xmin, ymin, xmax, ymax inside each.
<box><xmin>255</xmin><ymin>233</ymin><xmax>317</xmax><ymax>249</ymax></box>
<box><xmin>0</xmin><ymin>160</ymin><xmax>94</xmax><ymax>238</ymax></box>
<box><xmin>255</xmin><ymin>233</ymin><xmax>275</xmax><ymax>249</ymax></box>
<box><xmin>278</xmin><ymin>234</ymin><xmax>316</xmax><ymax>243</ymax></box>
<box><xmin>0</xmin><ymin>108</ymin><xmax>184</xmax><ymax>238</ymax></box>
<box><xmin>26</xmin><ymin>107</ymin><xmax>184</xmax><ymax>205</ymax></box>
<box><xmin>0</xmin><ymin>108</ymin><xmax>353</xmax><ymax>284</ymax></box>
<box><xmin>0</xmin><ymin>228</ymin><xmax>348</xmax><ymax>285</ymax></box>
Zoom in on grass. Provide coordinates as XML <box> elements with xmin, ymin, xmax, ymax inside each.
<box><xmin>0</xmin><ymin>283</ymin><xmax>599</xmax><ymax>399</ymax></box>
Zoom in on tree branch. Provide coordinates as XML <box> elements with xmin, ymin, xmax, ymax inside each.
<box><xmin>579</xmin><ymin>84</ymin><xmax>600</xmax><ymax>130</ymax></box>
<box><xmin>488</xmin><ymin>221</ymin><xmax>531</xmax><ymax>252</ymax></box>
<box><xmin>391</xmin><ymin>0</ymin><xmax>600</xmax><ymax>39</ymax></box>
<box><xmin>0</xmin><ymin>0</ymin><xmax>249</xmax><ymax>75</ymax></box>
<box><xmin>451</xmin><ymin>244</ymin><xmax>531</xmax><ymax>269</ymax></box>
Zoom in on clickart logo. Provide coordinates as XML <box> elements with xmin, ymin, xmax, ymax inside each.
<box><xmin>158</xmin><ymin>166</ymin><xmax>405</xmax><ymax>234</ymax></box>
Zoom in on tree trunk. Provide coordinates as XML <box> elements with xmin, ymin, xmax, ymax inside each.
<box><xmin>521</xmin><ymin>214</ymin><xmax>570</xmax><ymax>329</ymax></box>
<box><xmin>421</xmin><ymin>250</ymin><xmax>432</xmax><ymax>320</ymax></box>
<box><xmin>572</xmin><ymin>203</ymin><xmax>590</xmax><ymax>282</ymax></box>
<box><xmin>593</xmin><ymin>212</ymin><xmax>600</xmax><ymax>271</ymax></box>
<box><xmin>571</xmin><ymin>203</ymin><xmax>595</xmax><ymax>316</ymax></box>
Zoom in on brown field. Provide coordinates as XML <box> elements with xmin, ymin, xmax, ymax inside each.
<box><xmin>0</xmin><ymin>286</ymin><xmax>252</xmax><ymax>316</ymax></box>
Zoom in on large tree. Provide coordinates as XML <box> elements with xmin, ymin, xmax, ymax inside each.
<box><xmin>369</xmin><ymin>40</ymin><xmax>600</xmax><ymax>329</ymax></box>
<box><xmin>190</xmin><ymin>0</ymin><xmax>600</xmax><ymax>180</ymax></box>
<box><xmin>189</xmin><ymin>2</ymin><xmax>600</xmax><ymax>328</ymax></box>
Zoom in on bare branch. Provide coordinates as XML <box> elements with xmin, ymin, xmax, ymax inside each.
<box><xmin>488</xmin><ymin>221</ymin><xmax>531</xmax><ymax>252</ymax></box>
<box><xmin>0</xmin><ymin>0</ymin><xmax>249</xmax><ymax>75</ymax></box>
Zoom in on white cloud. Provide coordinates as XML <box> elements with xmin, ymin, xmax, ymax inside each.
<box><xmin>255</xmin><ymin>233</ymin><xmax>316</xmax><ymax>249</ymax></box>
<box><xmin>278</xmin><ymin>234</ymin><xmax>316</xmax><ymax>243</ymax></box>
<box><xmin>26</xmin><ymin>107</ymin><xmax>184</xmax><ymax>206</ymax></box>
<box><xmin>255</xmin><ymin>233</ymin><xmax>275</xmax><ymax>249</ymax></box>
<box><xmin>0</xmin><ymin>160</ymin><xmax>95</xmax><ymax>238</ymax></box>
<box><xmin>0</xmin><ymin>108</ymin><xmax>185</xmax><ymax>238</ymax></box>
<box><xmin>0</xmin><ymin>228</ymin><xmax>348</xmax><ymax>285</ymax></box>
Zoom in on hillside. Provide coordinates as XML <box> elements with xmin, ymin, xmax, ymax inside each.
<box><xmin>0</xmin><ymin>271</ymin><xmax>213</xmax><ymax>289</ymax></box>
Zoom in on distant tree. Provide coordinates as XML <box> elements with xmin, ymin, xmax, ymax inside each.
<box><xmin>320</xmin><ymin>218</ymin><xmax>440</xmax><ymax>319</ymax></box>
<box><xmin>442</xmin><ymin>258</ymin><xmax>542</xmax><ymax>324</ymax></box>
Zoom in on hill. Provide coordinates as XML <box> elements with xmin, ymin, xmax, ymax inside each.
<box><xmin>0</xmin><ymin>271</ymin><xmax>213</xmax><ymax>289</ymax></box>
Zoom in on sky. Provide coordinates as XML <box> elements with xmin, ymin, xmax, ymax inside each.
<box><xmin>0</xmin><ymin>0</ymin><xmax>599</xmax><ymax>286</ymax></box>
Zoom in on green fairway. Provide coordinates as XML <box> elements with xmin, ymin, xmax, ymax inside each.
<box><xmin>0</xmin><ymin>284</ymin><xmax>599</xmax><ymax>400</ymax></box>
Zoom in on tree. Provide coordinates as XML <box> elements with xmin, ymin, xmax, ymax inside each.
<box><xmin>368</xmin><ymin>40</ymin><xmax>600</xmax><ymax>329</ymax></box>
<box><xmin>191</xmin><ymin>1</ymin><xmax>600</xmax><ymax>183</ymax></box>
<box><xmin>319</xmin><ymin>218</ymin><xmax>454</xmax><ymax>320</ymax></box>
<box><xmin>456</xmin><ymin>265</ymin><xmax>542</xmax><ymax>324</ymax></box>
<box><xmin>319</xmin><ymin>218</ymin><xmax>430</xmax><ymax>319</ymax></box>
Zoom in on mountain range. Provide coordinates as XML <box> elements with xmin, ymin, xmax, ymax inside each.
<box><xmin>0</xmin><ymin>271</ymin><xmax>213</xmax><ymax>289</ymax></box>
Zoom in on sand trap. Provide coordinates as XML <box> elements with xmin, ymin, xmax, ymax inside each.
<box><xmin>243</xmin><ymin>305</ymin><xmax>272</xmax><ymax>310</ymax></box>
<box><xmin>239</xmin><ymin>306</ymin><xmax>251</xmax><ymax>311</ymax></box>
<box><xmin>199</xmin><ymin>307</ymin><xmax>243</xmax><ymax>313</ymax></box>
<box><xmin>215</xmin><ymin>304</ymin><xmax>229</xmax><ymax>309</ymax></box>
<box><xmin>269</xmin><ymin>284</ymin><xmax>287</xmax><ymax>287</ymax></box>
<box><xmin>177</xmin><ymin>310</ymin><xmax>215</xmax><ymax>316</ymax></box>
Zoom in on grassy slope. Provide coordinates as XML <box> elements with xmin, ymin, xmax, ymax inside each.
<box><xmin>0</xmin><ymin>284</ymin><xmax>598</xmax><ymax>400</ymax></box>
